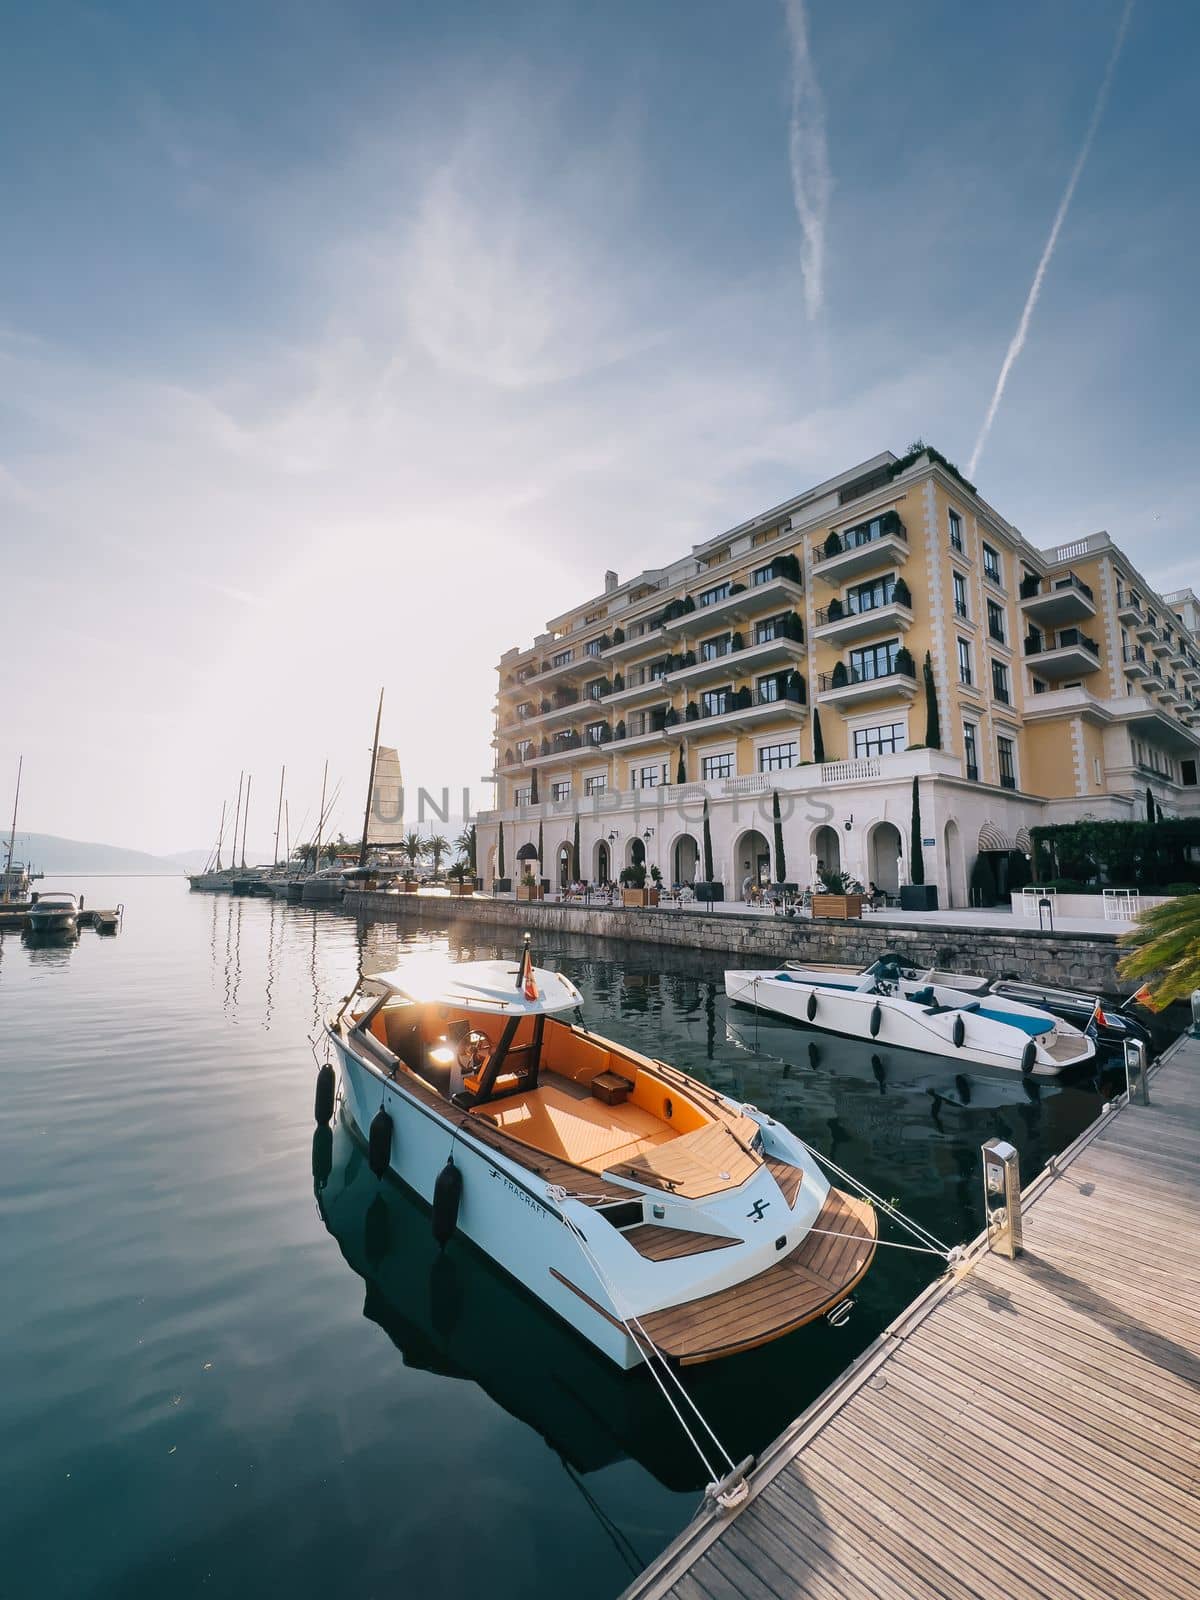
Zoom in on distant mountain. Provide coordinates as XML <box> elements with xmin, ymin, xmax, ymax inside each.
<box><xmin>13</xmin><ymin>832</ymin><xmax>189</xmax><ymax>875</ymax></box>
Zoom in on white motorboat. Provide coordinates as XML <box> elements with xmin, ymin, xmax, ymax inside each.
<box><xmin>324</xmin><ymin>947</ymin><xmax>877</xmax><ymax>1371</ymax></box>
<box><xmin>25</xmin><ymin>892</ymin><xmax>80</xmax><ymax>936</ymax></box>
<box><xmin>724</xmin><ymin>959</ymin><xmax>1096</xmax><ymax>1076</ymax></box>
<box><xmin>302</xmin><ymin>866</ymin><xmax>347</xmax><ymax>903</ymax></box>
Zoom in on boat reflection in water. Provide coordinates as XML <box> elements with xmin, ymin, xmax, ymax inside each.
<box><xmin>313</xmin><ymin>1118</ymin><xmax>705</xmax><ymax>1493</ymax></box>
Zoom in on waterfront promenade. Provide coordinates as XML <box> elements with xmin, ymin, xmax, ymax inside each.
<box><xmin>620</xmin><ymin>1030</ymin><xmax>1200</xmax><ymax>1600</ymax></box>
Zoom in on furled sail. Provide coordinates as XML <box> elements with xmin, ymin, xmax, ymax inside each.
<box><xmin>365</xmin><ymin>746</ymin><xmax>404</xmax><ymax>845</ymax></box>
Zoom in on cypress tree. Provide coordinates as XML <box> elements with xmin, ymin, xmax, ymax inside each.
<box><xmin>1146</xmin><ymin>787</ymin><xmax>1155</xmax><ymax>824</ymax></box>
<box><xmin>530</xmin><ymin>768</ymin><xmax>539</xmax><ymax>805</ymax></box>
<box><xmin>676</xmin><ymin>746</ymin><xmax>686</xmax><ymax>784</ymax></box>
<box><xmin>923</xmin><ymin>651</ymin><xmax>941</xmax><ymax>749</ymax></box>
<box><xmin>537</xmin><ymin>819</ymin><xmax>544</xmax><ymax>871</ymax></box>
<box><xmin>772</xmin><ymin>790</ymin><xmax>786</xmax><ymax>883</ymax></box>
<box><xmin>813</xmin><ymin>707</ymin><xmax>826</xmax><ymax>764</ymax></box>
<box><xmin>497</xmin><ymin>821</ymin><xmax>505</xmax><ymax>880</ymax></box>
<box><xmin>702</xmin><ymin>797</ymin><xmax>714</xmax><ymax>882</ymax></box>
<box><xmin>910</xmin><ymin>777</ymin><xmax>925</xmax><ymax>885</ymax></box>
<box><xmin>571</xmin><ymin>814</ymin><xmax>580</xmax><ymax>879</ymax></box>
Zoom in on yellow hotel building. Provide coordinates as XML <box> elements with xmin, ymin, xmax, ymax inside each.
<box><xmin>477</xmin><ymin>447</ymin><xmax>1200</xmax><ymax>904</ymax></box>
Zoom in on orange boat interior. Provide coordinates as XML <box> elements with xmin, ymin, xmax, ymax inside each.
<box><xmin>355</xmin><ymin>998</ymin><xmax>759</xmax><ymax>1196</ymax></box>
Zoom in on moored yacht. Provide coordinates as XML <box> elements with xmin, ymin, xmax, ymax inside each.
<box><xmin>26</xmin><ymin>892</ymin><xmax>80</xmax><ymax>936</ymax></box>
<box><xmin>325</xmin><ymin>947</ymin><xmax>877</xmax><ymax>1370</ymax></box>
<box><xmin>725</xmin><ymin>958</ymin><xmax>1096</xmax><ymax>1076</ymax></box>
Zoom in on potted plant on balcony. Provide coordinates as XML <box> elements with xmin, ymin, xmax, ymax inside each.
<box><xmin>827</xmin><ymin>596</ymin><xmax>844</xmax><ymax>621</ymax></box>
<box><xmin>894</xmin><ymin>646</ymin><xmax>915</xmax><ymax>678</ymax></box>
<box><xmin>831</xmin><ymin>660</ymin><xmax>848</xmax><ymax>688</ymax></box>
<box><xmin>812</xmin><ymin>868</ymin><xmax>865</xmax><ymax>919</ymax></box>
<box><xmin>619</xmin><ymin>863</ymin><xmax>658</xmax><ymax>908</ymax></box>
<box><xmin>823</xmin><ymin>530</ymin><xmax>842</xmax><ymax>558</ymax></box>
<box><xmin>892</xmin><ymin>576</ymin><xmax>912</xmax><ymax>608</ymax></box>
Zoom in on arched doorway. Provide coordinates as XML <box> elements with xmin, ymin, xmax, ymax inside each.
<box><xmin>626</xmin><ymin>836</ymin><xmax>646</xmax><ymax>871</ymax></box>
<box><xmin>943</xmin><ymin>820</ymin><xmax>965</xmax><ymax>908</ymax></box>
<box><xmin>593</xmin><ymin>840</ymin><xmax>610</xmax><ymax>884</ymax></box>
<box><xmin>672</xmin><ymin>833</ymin><xmax>699</xmax><ymax>885</ymax></box>
<box><xmin>557</xmin><ymin>844</ymin><xmax>571</xmax><ymax>890</ymax></box>
<box><xmin>868</xmin><ymin>822</ymin><xmax>903</xmax><ymax>897</ymax></box>
<box><xmin>812</xmin><ymin>824</ymin><xmax>841</xmax><ymax>880</ymax></box>
<box><xmin>734</xmin><ymin>829</ymin><xmax>771</xmax><ymax>898</ymax></box>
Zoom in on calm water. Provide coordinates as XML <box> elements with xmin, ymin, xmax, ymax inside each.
<box><xmin>0</xmin><ymin>879</ymin><xmax>1125</xmax><ymax>1599</ymax></box>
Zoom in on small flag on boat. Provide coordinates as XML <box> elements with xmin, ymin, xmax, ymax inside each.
<box><xmin>1130</xmin><ymin>982</ymin><xmax>1160</xmax><ymax>1012</ymax></box>
<box><xmin>518</xmin><ymin>941</ymin><xmax>539</xmax><ymax>1001</ymax></box>
<box><xmin>1085</xmin><ymin>997</ymin><xmax>1107</xmax><ymax>1037</ymax></box>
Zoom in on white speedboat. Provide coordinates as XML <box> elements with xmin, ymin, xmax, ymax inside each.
<box><xmin>325</xmin><ymin>948</ymin><xmax>877</xmax><ymax>1370</ymax></box>
<box><xmin>725</xmin><ymin>960</ymin><xmax>1095</xmax><ymax>1076</ymax></box>
<box><xmin>25</xmin><ymin>892</ymin><xmax>80</xmax><ymax>935</ymax></box>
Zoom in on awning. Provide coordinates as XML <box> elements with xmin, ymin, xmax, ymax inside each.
<box><xmin>1014</xmin><ymin>826</ymin><xmax>1033</xmax><ymax>856</ymax></box>
<box><xmin>978</xmin><ymin>821</ymin><xmax>1014</xmax><ymax>852</ymax></box>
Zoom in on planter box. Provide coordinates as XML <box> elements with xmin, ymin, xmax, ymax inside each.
<box><xmin>693</xmin><ymin>882</ymin><xmax>724</xmax><ymax>903</ymax></box>
<box><xmin>516</xmin><ymin>885</ymin><xmax>545</xmax><ymax>902</ymax></box>
<box><xmin>899</xmin><ymin>884</ymin><xmax>939</xmax><ymax>911</ymax></box>
<box><xmin>400</xmin><ymin>880</ymin><xmax>420</xmax><ymax>894</ymax></box>
<box><xmin>621</xmin><ymin>888</ymin><xmax>660</xmax><ymax>908</ymax></box>
<box><xmin>447</xmin><ymin>882</ymin><xmax>474</xmax><ymax>896</ymax></box>
<box><xmin>812</xmin><ymin>893</ymin><xmax>863</xmax><ymax>919</ymax></box>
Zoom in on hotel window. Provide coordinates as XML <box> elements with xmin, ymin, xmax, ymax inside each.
<box><xmin>957</xmin><ymin>637</ymin><xmax>973</xmax><ymax>686</ymax></box>
<box><xmin>756</xmin><ymin>616</ymin><xmax>778</xmax><ymax>643</ymax></box>
<box><xmin>1031</xmin><ymin>677</ymin><xmax>1048</xmax><ymax>695</ymax></box>
<box><xmin>516</xmin><ymin>700</ymin><xmax>534</xmax><ymax>719</ymax></box>
<box><xmin>991</xmin><ymin>659</ymin><xmax>1011</xmax><ymax>704</ymax></box>
<box><xmin>701</xmin><ymin>752</ymin><xmax>733</xmax><ymax>780</ymax></box>
<box><xmin>649</xmin><ymin>660</ymin><xmax>669</xmax><ymax>681</ymax></box>
<box><xmin>585</xmin><ymin>721</ymin><xmax>607</xmax><ymax>745</ymax></box>
<box><xmin>987</xmin><ymin>599</ymin><xmax>1007</xmax><ymax>644</ymax></box>
<box><xmin>848</xmin><ymin>640</ymin><xmax>899</xmax><ymax>682</ymax></box>
<box><xmin>982</xmin><ymin>543</ymin><xmax>1002</xmax><ymax>586</ymax></box>
<box><xmin>847</xmin><ymin>575</ymin><xmax>895</xmax><ymax>614</ymax></box>
<box><xmin>585</xmin><ymin>678</ymin><xmax>606</xmax><ymax>700</ymax></box>
<box><xmin>963</xmin><ymin>722</ymin><xmax>979</xmax><ymax>781</ymax></box>
<box><xmin>701</xmin><ymin>687</ymin><xmax>731</xmax><ymax>717</ymax></box>
<box><xmin>698</xmin><ymin>583</ymin><xmax>731</xmax><ymax>607</ymax></box>
<box><xmin>584</xmin><ymin>639</ymin><xmax>602</xmax><ymax>657</ymax></box>
<box><xmin>516</xmin><ymin>739</ymin><xmax>533</xmax><ymax>761</ymax></box>
<box><xmin>997</xmin><ymin>735</ymin><xmax>1017</xmax><ymax>789</ymax></box>
<box><xmin>751</xmin><ymin>563</ymin><xmax>776</xmax><ymax>586</ymax></box>
<box><xmin>949</xmin><ymin>509</ymin><xmax>964</xmax><ymax>552</ymax></box>
<box><xmin>631</xmin><ymin>764</ymin><xmax>663</xmax><ymax>789</ymax></box>
<box><xmin>757</xmin><ymin>674</ymin><xmax>779</xmax><ymax>702</ymax></box>
<box><xmin>550</xmin><ymin>781</ymin><xmax>571</xmax><ymax>802</ymax></box>
<box><xmin>584</xmin><ymin>774</ymin><xmax>607</xmax><ymax>795</ymax></box>
<box><xmin>853</xmin><ymin>721</ymin><xmax>907</xmax><ymax>757</ymax></box>
<box><xmin>952</xmin><ymin>571</ymin><xmax>969</xmax><ymax>619</ymax></box>
<box><xmin>758</xmin><ymin>740</ymin><xmax>798</xmax><ymax>772</ymax></box>
<box><xmin>552</xmin><ymin>648</ymin><xmax>574</xmax><ymax>667</ymax></box>
<box><xmin>700</xmin><ymin>633</ymin><xmax>733</xmax><ymax>661</ymax></box>
<box><xmin>514</xmin><ymin>786</ymin><xmax>532</xmax><ymax>806</ymax></box>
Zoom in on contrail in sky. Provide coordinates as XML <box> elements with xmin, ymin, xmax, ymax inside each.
<box><xmin>784</xmin><ymin>0</ymin><xmax>830</xmax><ymax>321</ymax></box>
<box><xmin>968</xmin><ymin>0</ymin><xmax>1134</xmax><ymax>478</ymax></box>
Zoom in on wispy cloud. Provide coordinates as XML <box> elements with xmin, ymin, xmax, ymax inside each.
<box><xmin>783</xmin><ymin>0</ymin><xmax>831</xmax><ymax>321</ymax></box>
<box><xmin>968</xmin><ymin>0</ymin><xmax>1135</xmax><ymax>478</ymax></box>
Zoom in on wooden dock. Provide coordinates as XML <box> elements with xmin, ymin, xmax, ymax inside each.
<box><xmin>622</xmin><ymin>1031</ymin><xmax>1200</xmax><ymax>1600</ymax></box>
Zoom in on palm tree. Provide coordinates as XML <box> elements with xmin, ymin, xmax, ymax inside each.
<box><xmin>401</xmin><ymin>829</ymin><xmax>426</xmax><ymax>876</ymax></box>
<box><xmin>455</xmin><ymin>825</ymin><xmax>476</xmax><ymax>872</ymax></box>
<box><xmin>425</xmin><ymin>833</ymin><xmax>450</xmax><ymax>879</ymax></box>
<box><xmin>1118</xmin><ymin>894</ymin><xmax>1200</xmax><ymax>1009</ymax></box>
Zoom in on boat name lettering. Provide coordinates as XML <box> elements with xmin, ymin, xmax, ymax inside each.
<box><xmin>488</xmin><ymin>1165</ymin><xmax>545</xmax><ymax>1214</ymax></box>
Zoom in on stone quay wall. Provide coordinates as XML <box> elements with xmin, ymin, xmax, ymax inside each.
<box><xmin>343</xmin><ymin>891</ymin><xmax>1131</xmax><ymax>994</ymax></box>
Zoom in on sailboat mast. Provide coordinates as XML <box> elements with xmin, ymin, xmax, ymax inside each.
<box><xmin>273</xmin><ymin>766</ymin><xmax>286</xmax><ymax>868</ymax></box>
<box><xmin>5</xmin><ymin>753</ymin><xmax>22</xmax><ymax>877</ymax></box>
<box><xmin>284</xmin><ymin>800</ymin><xmax>291</xmax><ymax>866</ymax></box>
<box><xmin>230</xmin><ymin>773</ymin><xmax>244</xmax><ymax>877</ymax></box>
<box><xmin>313</xmin><ymin>760</ymin><xmax>328</xmax><ymax>872</ymax></box>
<box><xmin>358</xmin><ymin>688</ymin><xmax>384</xmax><ymax>869</ymax></box>
<box><xmin>240</xmin><ymin>775</ymin><xmax>252</xmax><ymax>869</ymax></box>
<box><xmin>214</xmin><ymin>800</ymin><xmax>227</xmax><ymax>873</ymax></box>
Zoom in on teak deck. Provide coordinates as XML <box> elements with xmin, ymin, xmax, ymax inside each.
<box><xmin>621</xmin><ymin>1031</ymin><xmax>1200</xmax><ymax>1600</ymax></box>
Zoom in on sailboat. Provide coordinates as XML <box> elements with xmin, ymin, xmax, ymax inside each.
<box><xmin>0</xmin><ymin>757</ymin><xmax>43</xmax><ymax>925</ymax></box>
<box><xmin>188</xmin><ymin>782</ymin><xmax>239</xmax><ymax>892</ymax></box>
<box><xmin>341</xmin><ymin>689</ymin><xmax>404</xmax><ymax>890</ymax></box>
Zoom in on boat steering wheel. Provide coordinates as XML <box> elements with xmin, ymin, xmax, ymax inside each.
<box><xmin>457</xmin><ymin>1030</ymin><xmax>490</xmax><ymax>1073</ymax></box>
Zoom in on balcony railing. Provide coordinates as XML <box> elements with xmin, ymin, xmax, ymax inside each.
<box><xmin>818</xmin><ymin>656</ymin><xmax>917</xmax><ymax>693</ymax></box>
<box><xmin>999</xmin><ymin>774</ymin><xmax>1017</xmax><ymax>791</ymax></box>
<box><xmin>814</xmin><ymin>510</ymin><xmax>906</xmax><ymax>564</ymax></box>
<box><xmin>1123</xmin><ymin>644</ymin><xmax>1147</xmax><ymax>665</ymax></box>
<box><xmin>1023</xmin><ymin>628</ymin><xmax>1099</xmax><ymax>656</ymax></box>
<box><xmin>965</xmin><ymin>763</ymin><xmax>980</xmax><ymax>782</ymax></box>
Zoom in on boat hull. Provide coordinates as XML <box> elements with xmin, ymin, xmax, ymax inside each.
<box><xmin>331</xmin><ymin>1034</ymin><xmax>644</xmax><ymax>1367</ymax></box>
<box><xmin>25</xmin><ymin>911</ymin><xmax>78</xmax><ymax>934</ymax></box>
<box><xmin>726</xmin><ymin>969</ymin><xmax>1093</xmax><ymax>1076</ymax></box>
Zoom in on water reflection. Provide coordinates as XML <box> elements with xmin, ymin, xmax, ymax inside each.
<box><xmin>316</xmin><ymin>1117</ymin><xmax>702</xmax><ymax>1497</ymax></box>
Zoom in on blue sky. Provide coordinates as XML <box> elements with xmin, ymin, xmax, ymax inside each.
<box><xmin>3</xmin><ymin>0</ymin><xmax>1197</xmax><ymax>852</ymax></box>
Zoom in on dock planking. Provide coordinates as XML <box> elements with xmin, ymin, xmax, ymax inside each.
<box><xmin>621</xmin><ymin>1031</ymin><xmax>1200</xmax><ymax>1600</ymax></box>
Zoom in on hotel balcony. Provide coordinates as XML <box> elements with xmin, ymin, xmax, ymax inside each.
<box><xmin>1018</xmin><ymin>571</ymin><xmax>1096</xmax><ymax>628</ymax></box>
<box><xmin>1122</xmin><ymin>643</ymin><xmax>1149</xmax><ymax>679</ymax></box>
<box><xmin>1157</xmin><ymin>677</ymin><xmax>1182</xmax><ymax>706</ymax></box>
<box><xmin>602</xmin><ymin>674</ymin><xmax>670</xmax><ymax>710</ymax></box>
<box><xmin>813</xmin><ymin>597</ymin><xmax>913</xmax><ymax>645</ymax></box>
<box><xmin>665</xmin><ymin>633</ymin><xmax>805</xmax><ymax>689</ymax></box>
<box><xmin>522</xmin><ymin>645</ymin><xmax>612</xmax><ymax>689</ymax></box>
<box><xmin>816</xmin><ymin>657</ymin><xmax>918</xmax><ymax>707</ymax></box>
<box><xmin>1181</xmin><ymin>659</ymin><xmax>1200</xmax><ymax>684</ymax></box>
<box><xmin>1022</xmin><ymin>627</ymin><xmax>1101</xmax><ymax>680</ymax></box>
<box><xmin>1150</xmin><ymin>632</ymin><xmax>1173</xmax><ymax>657</ymax></box>
<box><xmin>656</xmin><ymin>573</ymin><xmax>804</xmax><ymax>638</ymax></box>
<box><xmin>601</xmin><ymin>622</ymin><xmax>668</xmax><ymax>664</ymax></box>
<box><xmin>1134</xmin><ymin>615</ymin><xmax>1160</xmax><ymax>643</ymax></box>
<box><xmin>1116</xmin><ymin>592</ymin><xmax>1144</xmax><ymax>626</ymax></box>
<box><xmin>812</xmin><ymin>511</ymin><xmax>908</xmax><ymax>586</ymax></box>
